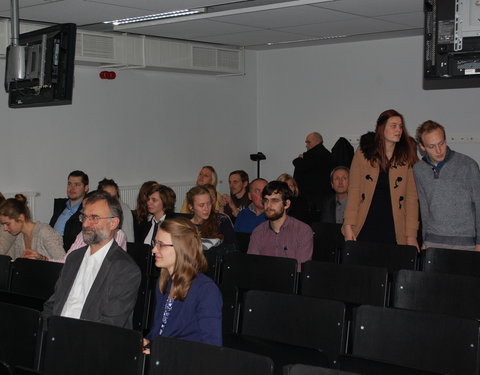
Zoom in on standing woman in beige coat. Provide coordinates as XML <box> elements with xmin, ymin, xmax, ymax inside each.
<box><xmin>342</xmin><ymin>109</ymin><xmax>419</xmax><ymax>248</ymax></box>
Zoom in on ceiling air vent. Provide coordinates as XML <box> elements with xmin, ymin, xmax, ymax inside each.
<box><xmin>76</xmin><ymin>31</ymin><xmax>117</xmax><ymax>64</ymax></box>
<box><xmin>217</xmin><ymin>49</ymin><xmax>241</xmax><ymax>72</ymax></box>
<box><xmin>144</xmin><ymin>38</ymin><xmax>244</xmax><ymax>75</ymax></box>
<box><xmin>192</xmin><ymin>46</ymin><xmax>217</xmax><ymax>69</ymax></box>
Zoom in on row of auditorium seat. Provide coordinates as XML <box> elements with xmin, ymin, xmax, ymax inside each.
<box><xmin>2</xmin><ymin>242</ymin><xmax>480</xmax><ymax>374</ymax></box>
<box><xmin>1</xmin><ymin>291</ymin><xmax>476</xmax><ymax>375</ymax></box>
<box><xmin>2</xmin><ymin>243</ymin><xmax>480</xmax><ymax>330</ymax></box>
<box><xmin>2</xmin><ymin>241</ymin><xmax>476</xmax><ymax>302</ymax></box>
<box><xmin>224</xmin><ymin>289</ymin><xmax>478</xmax><ymax>375</ymax></box>
<box><xmin>0</xmin><ymin>256</ymin><xmax>63</xmax><ymax>311</ymax></box>
<box><xmin>208</xmin><ymin>244</ymin><xmax>480</xmax><ymax>375</ymax></box>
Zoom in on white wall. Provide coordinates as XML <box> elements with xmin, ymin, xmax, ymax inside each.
<box><xmin>256</xmin><ymin>35</ymin><xmax>480</xmax><ymax>182</ymax></box>
<box><xmin>0</xmin><ymin>51</ymin><xmax>258</xmax><ymax>222</ymax></box>
<box><xmin>3</xmin><ymin>34</ymin><xmax>480</xmax><ymax>222</ymax></box>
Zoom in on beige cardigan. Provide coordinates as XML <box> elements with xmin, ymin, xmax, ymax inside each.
<box><xmin>343</xmin><ymin>148</ymin><xmax>419</xmax><ymax>244</ymax></box>
<box><xmin>9</xmin><ymin>222</ymin><xmax>65</xmax><ymax>260</ymax></box>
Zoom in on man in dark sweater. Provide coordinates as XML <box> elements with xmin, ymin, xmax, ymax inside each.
<box><xmin>293</xmin><ymin>132</ymin><xmax>334</xmax><ymax>216</ymax></box>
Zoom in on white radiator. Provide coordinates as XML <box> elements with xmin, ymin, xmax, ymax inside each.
<box><xmin>119</xmin><ymin>181</ymin><xmax>195</xmax><ymax>213</ymax></box>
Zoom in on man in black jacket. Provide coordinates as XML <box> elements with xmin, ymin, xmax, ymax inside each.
<box><xmin>293</xmin><ymin>132</ymin><xmax>334</xmax><ymax>217</ymax></box>
<box><xmin>50</xmin><ymin>170</ymin><xmax>89</xmax><ymax>251</ymax></box>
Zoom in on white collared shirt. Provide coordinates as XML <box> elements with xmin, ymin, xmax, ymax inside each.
<box><xmin>61</xmin><ymin>239</ymin><xmax>113</xmax><ymax>319</ymax></box>
<box><xmin>144</xmin><ymin>214</ymin><xmax>166</xmax><ymax>245</ymax></box>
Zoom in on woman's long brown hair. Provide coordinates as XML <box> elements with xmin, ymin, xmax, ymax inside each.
<box><xmin>158</xmin><ymin>218</ymin><xmax>208</xmax><ymax>301</ymax></box>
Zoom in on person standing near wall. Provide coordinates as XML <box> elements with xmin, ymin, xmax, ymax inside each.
<box><xmin>293</xmin><ymin>132</ymin><xmax>334</xmax><ymax>219</ymax></box>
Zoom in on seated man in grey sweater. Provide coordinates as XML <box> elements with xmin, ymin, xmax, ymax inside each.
<box><xmin>414</xmin><ymin>120</ymin><xmax>480</xmax><ymax>251</ymax></box>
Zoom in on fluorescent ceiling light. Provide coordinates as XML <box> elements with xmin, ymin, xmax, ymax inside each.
<box><xmin>266</xmin><ymin>34</ymin><xmax>347</xmax><ymax>46</ymax></box>
<box><xmin>104</xmin><ymin>8</ymin><xmax>205</xmax><ymax>26</ymax></box>
<box><xmin>114</xmin><ymin>0</ymin><xmax>336</xmax><ymax>30</ymax></box>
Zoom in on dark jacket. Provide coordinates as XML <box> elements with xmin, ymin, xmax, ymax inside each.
<box><xmin>43</xmin><ymin>240</ymin><xmax>141</xmax><ymax>328</ymax></box>
<box><xmin>320</xmin><ymin>193</ymin><xmax>337</xmax><ymax>224</ymax></box>
<box><xmin>133</xmin><ymin>212</ymin><xmax>178</xmax><ymax>244</ymax></box>
<box><xmin>331</xmin><ymin>137</ymin><xmax>354</xmax><ymax>168</ymax></box>
<box><xmin>49</xmin><ymin>198</ymin><xmax>83</xmax><ymax>251</ymax></box>
<box><xmin>293</xmin><ymin>143</ymin><xmax>334</xmax><ymax>200</ymax></box>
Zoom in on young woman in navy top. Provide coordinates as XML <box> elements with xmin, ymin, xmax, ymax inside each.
<box><xmin>143</xmin><ymin>217</ymin><xmax>222</xmax><ymax>352</ymax></box>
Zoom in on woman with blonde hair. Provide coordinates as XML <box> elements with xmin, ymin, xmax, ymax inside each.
<box><xmin>343</xmin><ymin>109</ymin><xmax>419</xmax><ymax>247</ymax></box>
<box><xmin>180</xmin><ymin>166</ymin><xmax>222</xmax><ymax>213</ymax></box>
<box><xmin>0</xmin><ymin>195</ymin><xmax>65</xmax><ymax>260</ymax></box>
<box><xmin>143</xmin><ymin>217</ymin><xmax>222</xmax><ymax>350</ymax></box>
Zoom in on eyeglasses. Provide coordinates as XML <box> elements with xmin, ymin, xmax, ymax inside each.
<box><xmin>151</xmin><ymin>240</ymin><xmax>174</xmax><ymax>249</ymax></box>
<box><xmin>79</xmin><ymin>214</ymin><xmax>115</xmax><ymax>224</ymax></box>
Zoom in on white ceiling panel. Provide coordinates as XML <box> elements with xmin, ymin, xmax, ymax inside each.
<box><xmin>376</xmin><ymin>12</ymin><xmax>424</xmax><ymax>28</ymax></box>
<box><xmin>212</xmin><ymin>5</ymin><xmax>357</xmax><ymax>29</ymax></box>
<box><xmin>84</xmin><ymin>0</ymin><xmax>231</xmax><ymax>13</ymax></box>
<box><xmin>200</xmin><ymin>28</ymin><xmax>309</xmax><ymax>46</ymax></box>
<box><xmin>120</xmin><ymin>19</ymin><xmax>261</xmax><ymax>39</ymax></box>
<box><xmin>0</xmin><ymin>0</ymin><xmax>147</xmax><ymax>25</ymax></box>
<box><xmin>0</xmin><ymin>0</ymin><xmax>62</xmax><ymax>13</ymax></box>
<box><xmin>0</xmin><ymin>0</ymin><xmax>425</xmax><ymax>50</ymax></box>
<box><xmin>279</xmin><ymin>17</ymin><xmax>414</xmax><ymax>37</ymax></box>
<box><xmin>315</xmin><ymin>0</ymin><xmax>423</xmax><ymax>17</ymax></box>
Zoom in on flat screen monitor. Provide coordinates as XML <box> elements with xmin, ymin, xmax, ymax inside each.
<box><xmin>424</xmin><ymin>0</ymin><xmax>480</xmax><ymax>89</ymax></box>
<box><xmin>4</xmin><ymin>23</ymin><xmax>76</xmax><ymax>108</ymax></box>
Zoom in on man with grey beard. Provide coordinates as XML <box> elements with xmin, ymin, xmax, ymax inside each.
<box><xmin>43</xmin><ymin>190</ymin><xmax>140</xmax><ymax>328</ymax></box>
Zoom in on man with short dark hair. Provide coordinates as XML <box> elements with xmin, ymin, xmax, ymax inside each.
<box><xmin>50</xmin><ymin>170</ymin><xmax>89</xmax><ymax>251</ymax></box>
<box><xmin>43</xmin><ymin>190</ymin><xmax>141</xmax><ymax>328</ymax></box>
<box><xmin>248</xmin><ymin>181</ymin><xmax>313</xmax><ymax>270</ymax></box>
<box><xmin>233</xmin><ymin>178</ymin><xmax>268</xmax><ymax>234</ymax></box>
<box><xmin>221</xmin><ymin>170</ymin><xmax>250</xmax><ymax>221</ymax></box>
<box><xmin>293</xmin><ymin>132</ymin><xmax>334</xmax><ymax>215</ymax></box>
<box><xmin>414</xmin><ymin>120</ymin><xmax>480</xmax><ymax>251</ymax></box>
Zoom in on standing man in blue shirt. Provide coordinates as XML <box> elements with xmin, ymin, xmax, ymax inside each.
<box><xmin>50</xmin><ymin>170</ymin><xmax>89</xmax><ymax>251</ymax></box>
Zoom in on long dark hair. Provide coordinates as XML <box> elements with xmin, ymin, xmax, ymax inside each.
<box><xmin>372</xmin><ymin>109</ymin><xmax>418</xmax><ymax>171</ymax></box>
<box><xmin>134</xmin><ymin>181</ymin><xmax>158</xmax><ymax>223</ymax></box>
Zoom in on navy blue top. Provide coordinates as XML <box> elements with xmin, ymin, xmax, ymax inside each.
<box><xmin>146</xmin><ymin>273</ymin><xmax>223</xmax><ymax>346</ymax></box>
<box><xmin>234</xmin><ymin>205</ymin><xmax>267</xmax><ymax>233</ymax></box>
